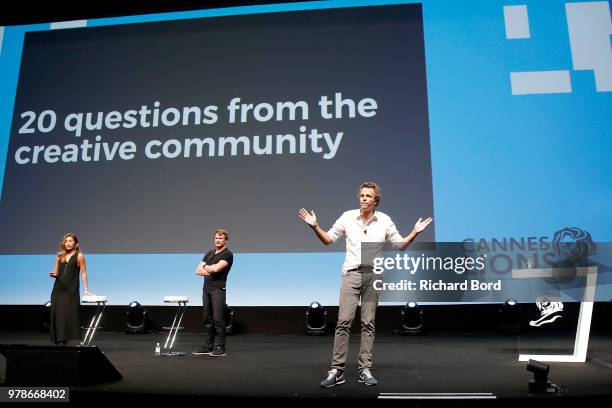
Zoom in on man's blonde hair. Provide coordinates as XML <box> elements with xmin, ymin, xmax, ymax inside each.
<box><xmin>214</xmin><ymin>229</ymin><xmax>229</xmax><ymax>240</ymax></box>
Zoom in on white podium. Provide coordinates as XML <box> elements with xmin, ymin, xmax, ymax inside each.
<box><xmin>512</xmin><ymin>266</ymin><xmax>598</xmax><ymax>362</ymax></box>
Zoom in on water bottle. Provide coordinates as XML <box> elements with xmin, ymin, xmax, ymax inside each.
<box><xmin>155</xmin><ymin>342</ymin><xmax>160</xmax><ymax>356</ymax></box>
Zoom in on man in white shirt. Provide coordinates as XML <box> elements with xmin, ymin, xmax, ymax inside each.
<box><xmin>299</xmin><ymin>181</ymin><xmax>432</xmax><ymax>387</ymax></box>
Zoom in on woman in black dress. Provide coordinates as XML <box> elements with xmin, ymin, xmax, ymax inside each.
<box><xmin>49</xmin><ymin>233</ymin><xmax>90</xmax><ymax>345</ymax></box>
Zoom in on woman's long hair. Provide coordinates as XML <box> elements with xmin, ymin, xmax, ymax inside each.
<box><xmin>57</xmin><ymin>233</ymin><xmax>81</xmax><ymax>262</ymax></box>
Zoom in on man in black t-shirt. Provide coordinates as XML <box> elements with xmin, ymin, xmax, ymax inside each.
<box><xmin>192</xmin><ymin>229</ymin><xmax>233</xmax><ymax>357</ymax></box>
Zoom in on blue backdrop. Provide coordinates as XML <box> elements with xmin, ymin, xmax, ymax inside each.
<box><xmin>0</xmin><ymin>0</ymin><xmax>610</xmax><ymax>305</ymax></box>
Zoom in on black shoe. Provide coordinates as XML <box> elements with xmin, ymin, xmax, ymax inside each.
<box><xmin>211</xmin><ymin>346</ymin><xmax>226</xmax><ymax>357</ymax></box>
<box><xmin>192</xmin><ymin>346</ymin><xmax>214</xmax><ymax>356</ymax></box>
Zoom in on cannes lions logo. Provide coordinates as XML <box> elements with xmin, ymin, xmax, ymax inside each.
<box><xmin>545</xmin><ymin>227</ymin><xmax>597</xmax><ymax>284</ymax></box>
<box><xmin>531</xmin><ymin>227</ymin><xmax>595</xmax><ymax>326</ymax></box>
<box><xmin>551</xmin><ymin>227</ymin><xmax>597</xmax><ymax>262</ymax></box>
<box><xmin>530</xmin><ymin>293</ymin><xmax>564</xmax><ymax>327</ymax></box>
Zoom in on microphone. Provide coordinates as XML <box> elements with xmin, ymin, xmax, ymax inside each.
<box><xmin>364</xmin><ymin>229</ymin><xmax>367</xmax><ymax>234</ymax></box>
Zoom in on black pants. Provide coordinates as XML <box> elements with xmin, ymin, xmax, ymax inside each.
<box><xmin>202</xmin><ymin>286</ymin><xmax>226</xmax><ymax>349</ymax></box>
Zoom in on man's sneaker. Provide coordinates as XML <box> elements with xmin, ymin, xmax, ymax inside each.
<box><xmin>358</xmin><ymin>368</ymin><xmax>378</xmax><ymax>386</ymax></box>
<box><xmin>211</xmin><ymin>346</ymin><xmax>227</xmax><ymax>357</ymax></box>
<box><xmin>320</xmin><ymin>369</ymin><xmax>345</xmax><ymax>387</ymax></box>
<box><xmin>192</xmin><ymin>346</ymin><xmax>213</xmax><ymax>356</ymax></box>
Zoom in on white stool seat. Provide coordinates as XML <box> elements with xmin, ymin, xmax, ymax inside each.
<box><xmin>82</xmin><ymin>295</ymin><xmax>108</xmax><ymax>303</ymax></box>
<box><xmin>163</xmin><ymin>296</ymin><xmax>188</xmax><ymax>303</ymax></box>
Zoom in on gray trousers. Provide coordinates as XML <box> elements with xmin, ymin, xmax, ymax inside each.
<box><xmin>331</xmin><ymin>270</ymin><xmax>379</xmax><ymax>371</ymax></box>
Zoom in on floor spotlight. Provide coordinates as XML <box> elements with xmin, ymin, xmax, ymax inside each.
<box><xmin>527</xmin><ymin>359</ymin><xmax>559</xmax><ymax>393</ymax></box>
<box><xmin>400</xmin><ymin>301</ymin><xmax>423</xmax><ymax>335</ymax></box>
<box><xmin>306</xmin><ymin>301</ymin><xmax>328</xmax><ymax>335</ymax></box>
<box><xmin>125</xmin><ymin>301</ymin><xmax>147</xmax><ymax>334</ymax></box>
<box><xmin>41</xmin><ymin>301</ymin><xmax>52</xmax><ymax>332</ymax></box>
<box><xmin>225</xmin><ymin>304</ymin><xmax>235</xmax><ymax>335</ymax></box>
<box><xmin>499</xmin><ymin>298</ymin><xmax>521</xmax><ymax>333</ymax></box>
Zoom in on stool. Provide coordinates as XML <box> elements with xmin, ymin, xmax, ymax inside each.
<box><xmin>81</xmin><ymin>295</ymin><xmax>108</xmax><ymax>346</ymax></box>
<box><xmin>161</xmin><ymin>296</ymin><xmax>188</xmax><ymax>356</ymax></box>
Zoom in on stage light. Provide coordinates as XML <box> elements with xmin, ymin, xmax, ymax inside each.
<box><xmin>498</xmin><ymin>298</ymin><xmax>520</xmax><ymax>333</ymax></box>
<box><xmin>41</xmin><ymin>301</ymin><xmax>52</xmax><ymax>332</ymax></box>
<box><xmin>305</xmin><ymin>301</ymin><xmax>328</xmax><ymax>335</ymax></box>
<box><xmin>527</xmin><ymin>359</ymin><xmax>559</xmax><ymax>393</ymax></box>
<box><xmin>400</xmin><ymin>301</ymin><xmax>423</xmax><ymax>335</ymax></box>
<box><xmin>224</xmin><ymin>304</ymin><xmax>235</xmax><ymax>335</ymax></box>
<box><xmin>125</xmin><ymin>301</ymin><xmax>147</xmax><ymax>334</ymax></box>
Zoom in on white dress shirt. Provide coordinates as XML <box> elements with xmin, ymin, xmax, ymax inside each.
<box><xmin>327</xmin><ymin>209</ymin><xmax>404</xmax><ymax>273</ymax></box>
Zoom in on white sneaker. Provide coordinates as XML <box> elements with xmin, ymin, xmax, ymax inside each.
<box><xmin>358</xmin><ymin>368</ymin><xmax>378</xmax><ymax>386</ymax></box>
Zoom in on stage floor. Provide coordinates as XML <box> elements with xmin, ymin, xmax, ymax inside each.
<box><xmin>1</xmin><ymin>331</ymin><xmax>611</xmax><ymax>401</ymax></box>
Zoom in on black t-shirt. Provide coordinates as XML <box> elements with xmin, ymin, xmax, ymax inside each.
<box><xmin>202</xmin><ymin>248</ymin><xmax>233</xmax><ymax>289</ymax></box>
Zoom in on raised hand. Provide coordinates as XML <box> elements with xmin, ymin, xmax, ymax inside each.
<box><xmin>298</xmin><ymin>208</ymin><xmax>318</xmax><ymax>227</ymax></box>
<box><xmin>413</xmin><ymin>217</ymin><xmax>433</xmax><ymax>233</ymax></box>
